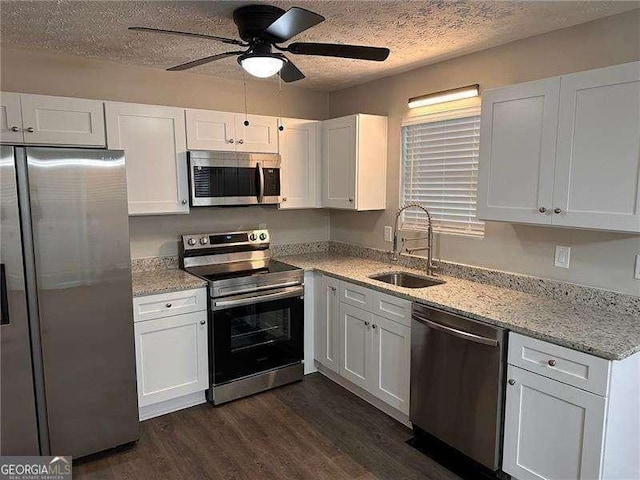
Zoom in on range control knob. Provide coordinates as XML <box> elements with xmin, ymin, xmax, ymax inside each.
<box><xmin>199</xmin><ymin>237</ymin><xmax>209</xmax><ymax>245</ymax></box>
<box><xmin>259</xmin><ymin>233</ymin><xmax>267</xmax><ymax>241</ymax></box>
<box><xmin>249</xmin><ymin>233</ymin><xmax>257</xmax><ymax>241</ymax></box>
<box><xmin>187</xmin><ymin>238</ymin><xmax>197</xmax><ymax>246</ymax></box>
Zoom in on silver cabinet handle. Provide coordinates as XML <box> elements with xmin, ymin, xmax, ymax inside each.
<box><xmin>554</xmin><ymin>207</ymin><xmax>562</xmax><ymax>214</ymax></box>
<box><xmin>26</xmin><ymin>127</ymin><xmax>35</xmax><ymax>133</ymax></box>
<box><xmin>508</xmin><ymin>379</ymin><xmax>516</xmax><ymax>386</ymax></box>
<box><xmin>200</xmin><ymin>320</ymin><xmax>206</xmax><ymax>325</ymax></box>
<box><xmin>165</xmin><ymin>303</ymin><xmax>172</xmax><ymax>308</ymax></box>
<box><xmin>364</xmin><ymin>321</ymin><xmax>370</xmax><ymax>326</ymax></box>
<box><xmin>372</xmin><ymin>324</ymin><xmax>377</xmax><ymax>330</ymax></box>
<box><xmin>329</xmin><ymin>286</ymin><xmax>336</xmax><ymax>292</ymax></box>
<box><xmin>238</xmin><ymin>139</ymin><xmax>244</xmax><ymax>144</ymax></box>
<box><xmin>282</xmin><ymin>197</ymin><xmax>287</xmax><ymax>202</ymax></box>
<box><xmin>10</xmin><ymin>126</ymin><xmax>19</xmax><ymax>132</ymax></box>
<box><xmin>348</xmin><ymin>198</ymin><xmax>354</xmax><ymax>203</ymax></box>
<box><xmin>538</xmin><ymin>207</ymin><xmax>547</xmax><ymax>213</ymax></box>
<box><xmin>181</xmin><ymin>199</ymin><xmax>188</xmax><ymax>205</ymax></box>
<box><xmin>548</xmin><ymin>359</ymin><xmax>557</xmax><ymax>367</ymax></box>
<box><xmin>228</xmin><ymin>139</ymin><xmax>234</xmax><ymax>144</ymax></box>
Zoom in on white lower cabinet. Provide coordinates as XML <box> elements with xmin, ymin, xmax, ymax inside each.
<box><xmin>315</xmin><ymin>274</ymin><xmax>411</xmax><ymax>416</ymax></box>
<box><xmin>133</xmin><ymin>288</ymin><xmax>209</xmax><ymax>420</ymax></box>
<box><xmin>503</xmin><ymin>332</ymin><xmax>640</xmax><ymax>480</ymax></box>
<box><xmin>503</xmin><ymin>365</ymin><xmax>606</xmax><ymax>480</ymax></box>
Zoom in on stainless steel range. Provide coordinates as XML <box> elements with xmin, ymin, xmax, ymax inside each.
<box><xmin>180</xmin><ymin>230</ymin><xmax>304</xmax><ymax>405</ymax></box>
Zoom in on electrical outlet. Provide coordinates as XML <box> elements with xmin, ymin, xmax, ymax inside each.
<box><xmin>634</xmin><ymin>254</ymin><xmax>640</xmax><ymax>280</ymax></box>
<box><xmin>384</xmin><ymin>226</ymin><xmax>393</xmax><ymax>243</ymax></box>
<box><xmin>554</xmin><ymin>246</ymin><xmax>571</xmax><ymax>269</ymax></box>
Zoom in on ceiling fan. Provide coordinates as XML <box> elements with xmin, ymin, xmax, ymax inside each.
<box><xmin>129</xmin><ymin>4</ymin><xmax>390</xmax><ymax>82</ymax></box>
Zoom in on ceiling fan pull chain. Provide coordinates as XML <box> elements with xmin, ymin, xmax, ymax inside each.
<box><xmin>278</xmin><ymin>75</ymin><xmax>284</xmax><ymax>131</ymax></box>
<box><xmin>242</xmin><ymin>72</ymin><xmax>249</xmax><ymax>126</ymax></box>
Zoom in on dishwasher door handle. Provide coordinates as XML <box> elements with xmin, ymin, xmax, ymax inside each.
<box><xmin>413</xmin><ymin>314</ymin><xmax>499</xmax><ymax>347</ymax></box>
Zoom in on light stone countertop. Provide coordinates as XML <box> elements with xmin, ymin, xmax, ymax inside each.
<box><xmin>275</xmin><ymin>252</ymin><xmax>640</xmax><ymax>361</ymax></box>
<box><xmin>132</xmin><ymin>268</ymin><xmax>207</xmax><ymax>297</ymax></box>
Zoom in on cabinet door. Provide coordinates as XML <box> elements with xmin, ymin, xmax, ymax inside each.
<box><xmin>235</xmin><ymin>114</ymin><xmax>279</xmax><ymax>153</ymax></box>
<box><xmin>0</xmin><ymin>92</ymin><xmax>24</xmax><ymax>143</ymax></box>
<box><xmin>339</xmin><ymin>303</ymin><xmax>373</xmax><ymax>390</ymax></box>
<box><xmin>370</xmin><ymin>315</ymin><xmax>411</xmax><ymax>414</ymax></box>
<box><xmin>185</xmin><ymin>109</ymin><xmax>236</xmax><ymax>151</ymax></box>
<box><xmin>20</xmin><ymin>94</ymin><xmax>106</xmax><ymax>146</ymax></box>
<box><xmin>503</xmin><ymin>365</ymin><xmax>606</xmax><ymax>480</ymax></box>
<box><xmin>477</xmin><ymin>78</ymin><xmax>560</xmax><ymax>224</ymax></box>
<box><xmin>134</xmin><ymin>312</ymin><xmax>208</xmax><ymax>407</ymax></box>
<box><xmin>314</xmin><ymin>275</ymin><xmax>340</xmax><ymax>372</ymax></box>
<box><xmin>105</xmin><ymin>102</ymin><xmax>189</xmax><ymax>215</ymax></box>
<box><xmin>553</xmin><ymin>62</ymin><xmax>640</xmax><ymax>232</ymax></box>
<box><xmin>322</xmin><ymin>115</ymin><xmax>356</xmax><ymax>209</ymax></box>
<box><xmin>278</xmin><ymin>118</ymin><xmax>320</xmax><ymax>209</ymax></box>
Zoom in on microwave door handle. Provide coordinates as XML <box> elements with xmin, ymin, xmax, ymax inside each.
<box><xmin>257</xmin><ymin>161</ymin><xmax>265</xmax><ymax>203</ymax></box>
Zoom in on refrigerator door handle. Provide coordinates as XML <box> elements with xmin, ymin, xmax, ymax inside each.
<box><xmin>1</xmin><ymin>264</ymin><xmax>9</xmax><ymax>325</ymax></box>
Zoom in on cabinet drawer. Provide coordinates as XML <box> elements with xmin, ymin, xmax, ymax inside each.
<box><xmin>508</xmin><ymin>332</ymin><xmax>610</xmax><ymax>396</ymax></box>
<box><xmin>133</xmin><ymin>288</ymin><xmax>207</xmax><ymax>322</ymax></box>
<box><xmin>340</xmin><ymin>281</ymin><xmax>374</xmax><ymax>311</ymax></box>
<box><xmin>373</xmin><ymin>291</ymin><xmax>411</xmax><ymax>327</ymax></box>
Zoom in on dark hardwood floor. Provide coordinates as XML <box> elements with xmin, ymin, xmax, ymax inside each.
<box><xmin>74</xmin><ymin>373</ymin><xmax>460</xmax><ymax>480</ymax></box>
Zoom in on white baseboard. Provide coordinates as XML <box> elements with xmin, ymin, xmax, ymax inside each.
<box><xmin>315</xmin><ymin>362</ymin><xmax>411</xmax><ymax>428</ymax></box>
<box><xmin>139</xmin><ymin>391</ymin><xmax>207</xmax><ymax>421</ymax></box>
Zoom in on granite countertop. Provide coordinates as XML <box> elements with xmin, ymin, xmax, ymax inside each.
<box><xmin>132</xmin><ymin>268</ymin><xmax>207</xmax><ymax>297</ymax></box>
<box><xmin>276</xmin><ymin>252</ymin><xmax>640</xmax><ymax>361</ymax></box>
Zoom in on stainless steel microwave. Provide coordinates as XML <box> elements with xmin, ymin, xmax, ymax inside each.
<box><xmin>188</xmin><ymin>151</ymin><xmax>281</xmax><ymax>206</ymax></box>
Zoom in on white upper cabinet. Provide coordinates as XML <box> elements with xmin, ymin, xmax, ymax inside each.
<box><xmin>279</xmin><ymin>117</ymin><xmax>321</xmax><ymax>209</ymax></box>
<box><xmin>234</xmin><ymin>114</ymin><xmax>279</xmax><ymax>153</ymax></box>
<box><xmin>477</xmin><ymin>78</ymin><xmax>560</xmax><ymax>225</ymax></box>
<box><xmin>322</xmin><ymin>114</ymin><xmax>387</xmax><ymax>211</ymax></box>
<box><xmin>553</xmin><ymin>62</ymin><xmax>640</xmax><ymax>232</ymax></box>
<box><xmin>0</xmin><ymin>93</ymin><xmax>105</xmax><ymax>146</ymax></box>
<box><xmin>0</xmin><ymin>92</ymin><xmax>24</xmax><ymax>143</ymax></box>
<box><xmin>105</xmin><ymin>102</ymin><xmax>189</xmax><ymax>215</ymax></box>
<box><xmin>185</xmin><ymin>109</ymin><xmax>278</xmax><ymax>153</ymax></box>
<box><xmin>185</xmin><ymin>109</ymin><xmax>235</xmax><ymax>151</ymax></box>
<box><xmin>478</xmin><ymin>62</ymin><xmax>640</xmax><ymax>233</ymax></box>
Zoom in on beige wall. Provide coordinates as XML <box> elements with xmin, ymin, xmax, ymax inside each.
<box><xmin>328</xmin><ymin>10</ymin><xmax>640</xmax><ymax>296</ymax></box>
<box><xmin>0</xmin><ymin>46</ymin><xmax>331</xmax><ymax>259</ymax></box>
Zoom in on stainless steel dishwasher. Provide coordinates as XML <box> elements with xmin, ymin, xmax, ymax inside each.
<box><xmin>410</xmin><ymin>303</ymin><xmax>507</xmax><ymax>471</ymax></box>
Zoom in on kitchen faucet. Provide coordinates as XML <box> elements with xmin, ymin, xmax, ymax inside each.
<box><xmin>391</xmin><ymin>203</ymin><xmax>437</xmax><ymax>276</ymax></box>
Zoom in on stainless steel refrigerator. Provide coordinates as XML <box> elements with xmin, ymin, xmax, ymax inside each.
<box><xmin>1</xmin><ymin>145</ymin><xmax>138</xmax><ymax>457</ymax></box>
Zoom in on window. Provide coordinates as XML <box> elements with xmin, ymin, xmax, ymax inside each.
<box><xmin>401</xmin><ymin>107</ymin><xmax>484</xmax><ymax>237</ymax></box>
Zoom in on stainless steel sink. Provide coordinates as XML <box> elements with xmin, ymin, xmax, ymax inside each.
<box><xmin>369</xmin><ymin>272</ymin><xmax>445</xmax><ymax>288</ymax></box>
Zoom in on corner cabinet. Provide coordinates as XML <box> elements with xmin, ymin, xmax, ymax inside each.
<box><xmin>321</xmin><ymin>114</ymin><xmax>387</xmax><ymax>210</ymax></box>
<box><xmin>105</xmin><ymin>102</ymin><xmax>189</xmax><ymax>215</ymax></box>
<box><xmin>278</xmin><ymin>117</ymin><xmax>321</xmax><ymax>209</ymax></box>
<box><xmin>0</xmin><ymin>92</ymin><xmax>105</xmax><ymax>146</ymax></box>
<box><xmin>503</xmin><ymin>332</ymin><xmax>640</xmax><ymax>480</ymax></box>
<box><xmin>185</xmin><ymin>109</ymin><xmax>278</xmax><ymax>153</ymax></box>
<box><xmin>478</xmin><ymin>62</ymin><xmax>640</xmax><ymax>233</ymax></box>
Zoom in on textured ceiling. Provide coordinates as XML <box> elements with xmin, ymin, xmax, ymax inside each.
<box><xmin>1</xmin><ymin>1</ymin><xmax>638</xmax><ymax>91</ymax></box>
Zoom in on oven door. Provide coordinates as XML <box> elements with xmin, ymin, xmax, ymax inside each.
<box><xmin>189</xmin><ymin>155</ymin><xmax>281</xmax><ymax>206</ymax></box>
<box><xmin>211</xmin><ymin>286</ymin><xmax>303</xmax><ymax>385</ymax></box>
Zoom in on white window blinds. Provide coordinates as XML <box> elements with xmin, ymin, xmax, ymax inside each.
<box><xmin>401</xmin><ymin>110</ymin><xmax>484</xmax><ymax>237</ymax></box>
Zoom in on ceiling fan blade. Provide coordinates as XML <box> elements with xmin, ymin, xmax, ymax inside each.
<box><xmin>129</xmin><ymin>27</ymin><xmax>244</xmax><ymax>46</ymax></box>
<box><xmin>287</xmin><ymin>42</ymin><xmax>390</xmax><ymax>61</ymax></box>
<box><xmin>264</xmin><ymin>7</ymin><xmax>325</xmax><ymax>43</ymax></box>
<box><xmin>167</xmin><ymin>51</ymin><xmax>244</xmax><ymax>71</ymax></box>
<box><xmin>279</xmin><ymin>59</ymin><xmax>305</xmax><ymax>83</ymax></box>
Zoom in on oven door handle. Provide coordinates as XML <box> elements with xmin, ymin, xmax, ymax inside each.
<box><xmin>213</xmin><ymin>285</ymin><xmax>303</xmax><ymax>310</ymax></box>
<box><xmin>257</xmin><ymin>161</ymin><xmax>265</xmax><ymax>203</ymax></box>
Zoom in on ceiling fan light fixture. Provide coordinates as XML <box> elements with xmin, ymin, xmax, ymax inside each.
<box><xmin>239</xmin><ymin>54</ymin><xmax>285</xmax><ymax>78</ymax></box>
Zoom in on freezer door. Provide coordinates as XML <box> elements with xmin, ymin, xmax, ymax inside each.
<box><xmin>26</xmin><ymin>147</ymin><xmax>139</xmax><ymax>457</ymax></box>
<box><xmin>0</xmin><ymin>145</ymin><xmax>40</xmax><ymax>454</ymax></box>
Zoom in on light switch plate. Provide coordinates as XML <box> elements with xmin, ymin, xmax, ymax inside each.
<box><xmin>384</xmin><ymin>226</ymin><xmax>393</xmax><ymax>243</ymax></box>
<box><xmin>554</xmin><ymin>246</ymin><xmax>571</xmax><ymax>269</ymax></box>
<box><xmin>634</xmin><ymin>254</ymin><xmax>640</xmax><ymax>280</ymax></box>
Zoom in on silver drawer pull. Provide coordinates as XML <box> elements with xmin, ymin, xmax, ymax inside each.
<box><xmin>165</xmin><ymin>303</ymin><xmax>172</xmax><ymax>308</ymax></box>
<box><xmin>548</xmin><ymin>359</ymin><xmax>557</xmax><ymax>367</ymax></box>
<box><xmin>508</xmin><ymin>379</ymin><xmax>516</xmax><ymax>386</ymax></box>
<box><xmin>200</xmin><ymin>320</ymin><xmax>206</xmax><ymax>325</ymax></box>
